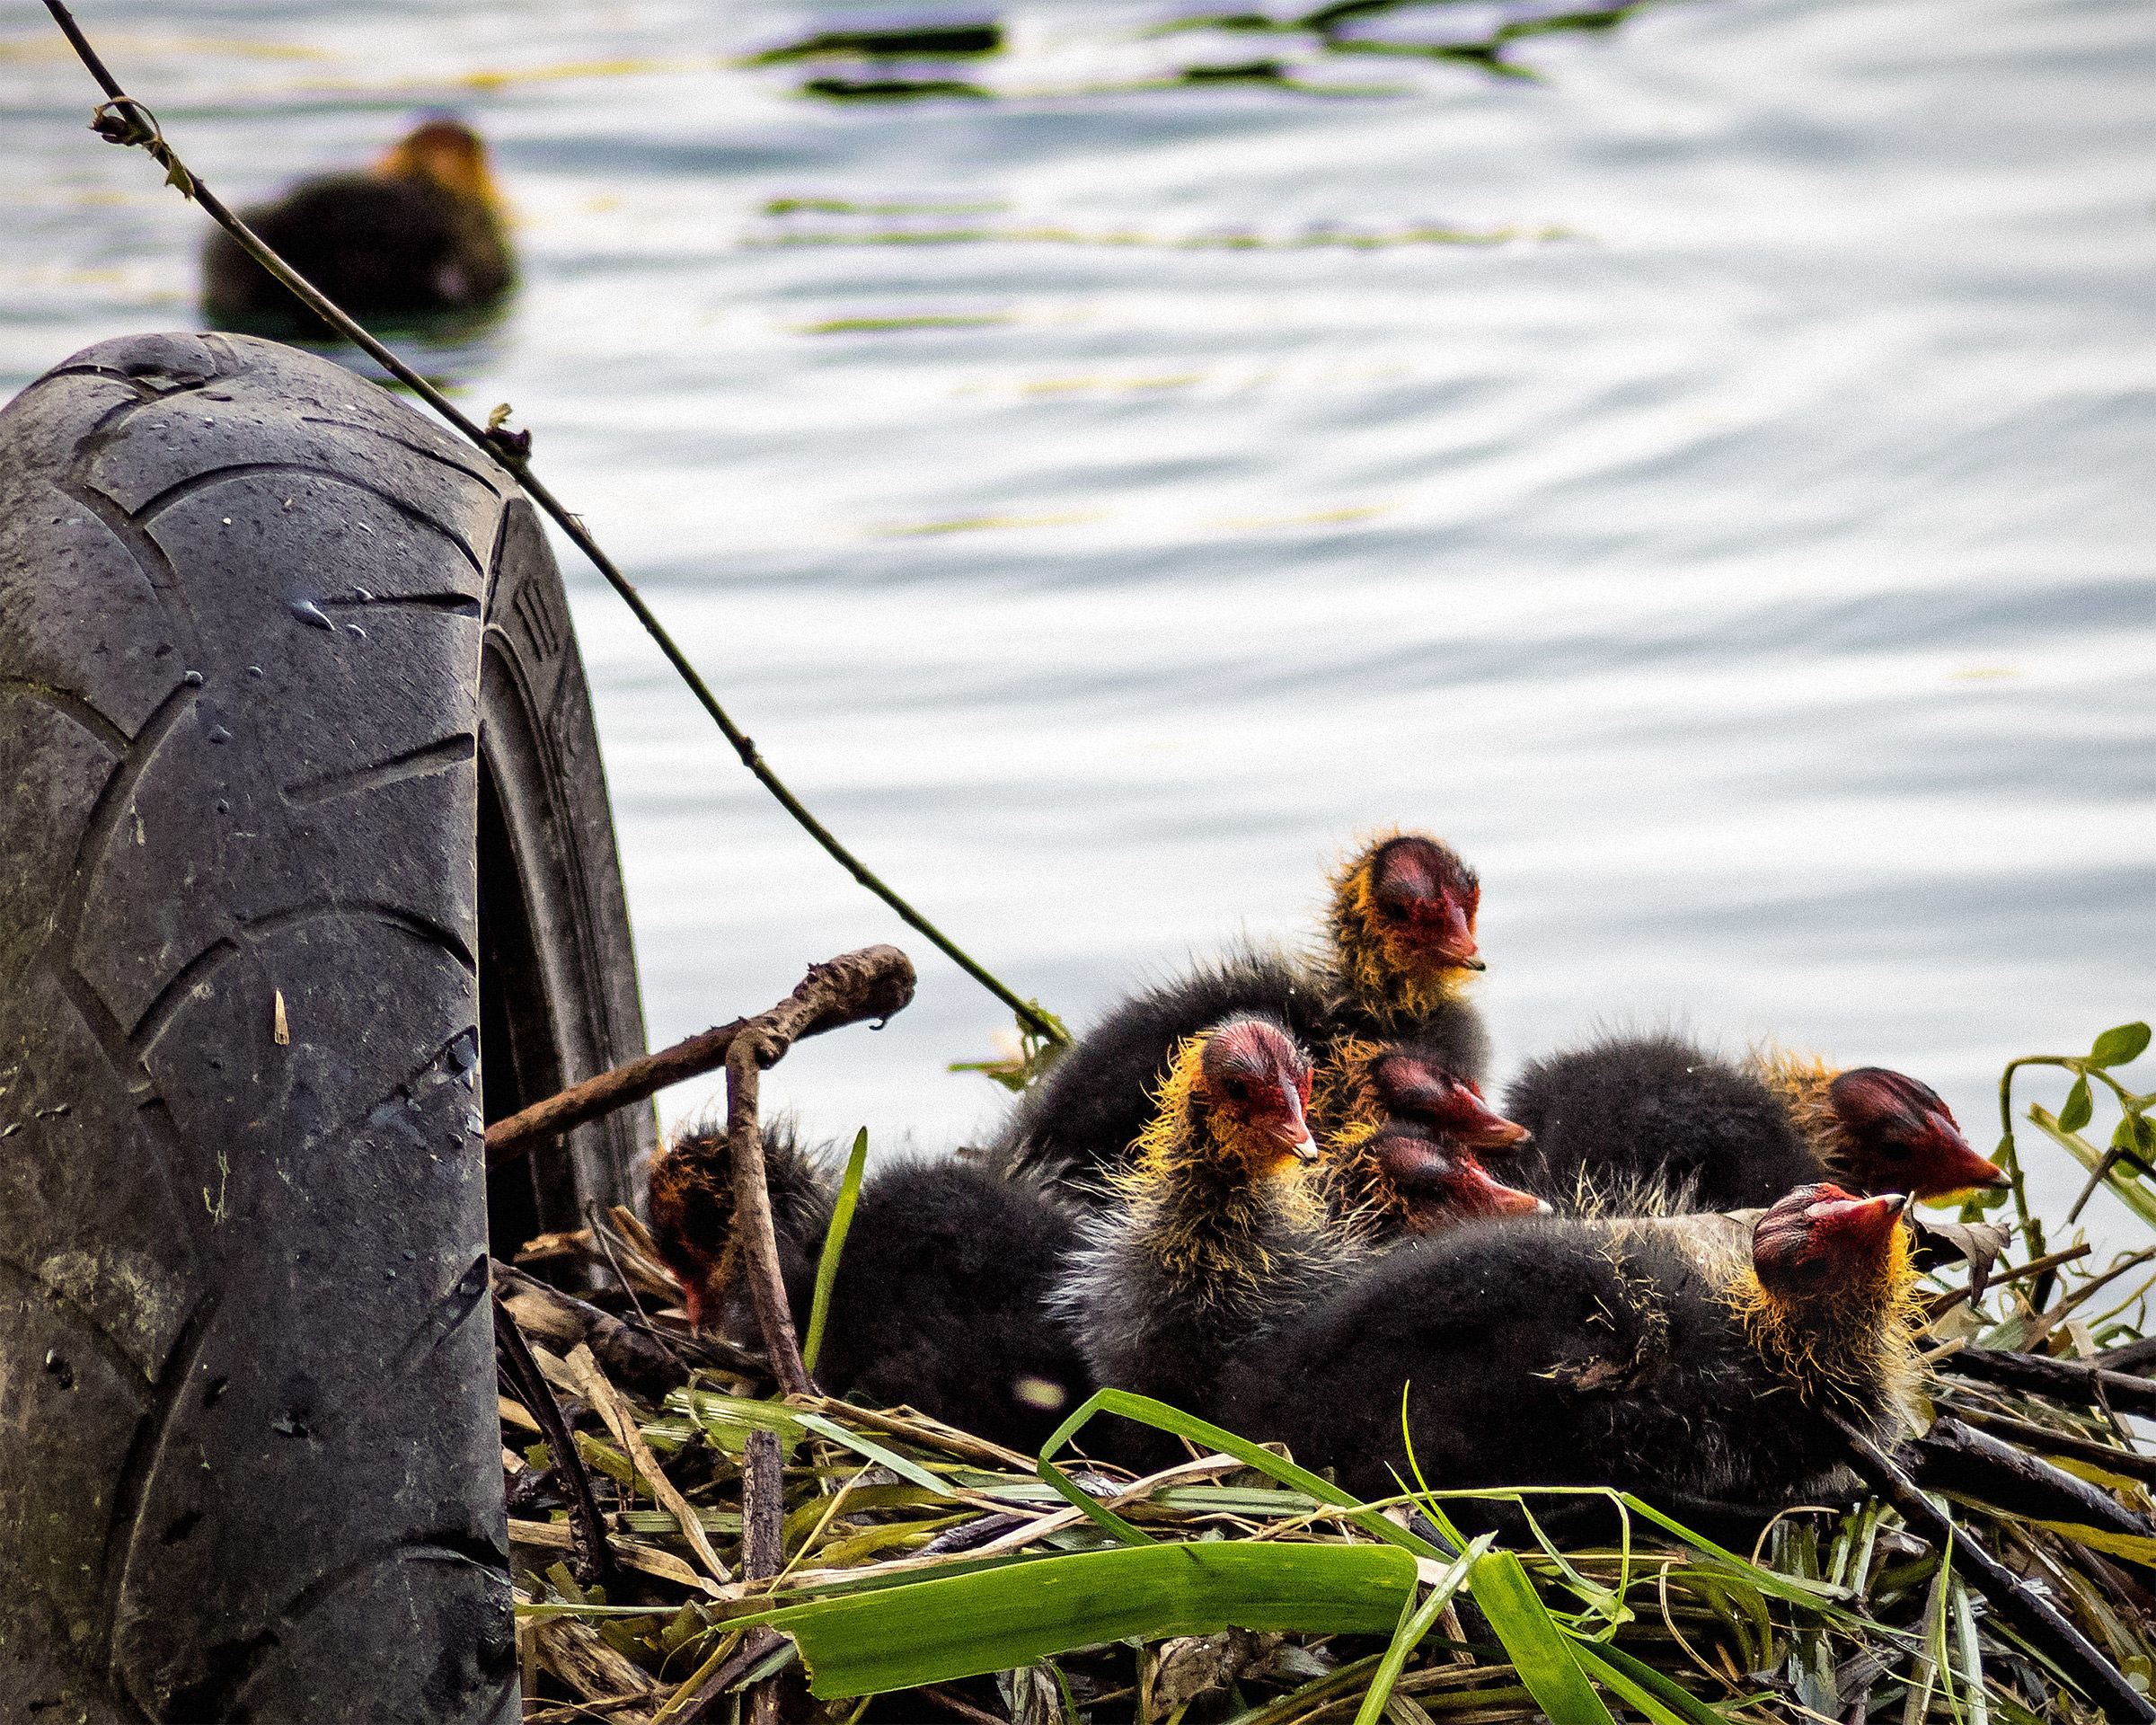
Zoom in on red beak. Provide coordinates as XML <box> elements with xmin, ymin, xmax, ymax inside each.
<box><xmin>1434</xmin><ymin>896</ymin><xmax>1483</xmax><ymax>971</ymax></box>
<box><xmin>1455</xmin><ymin>1156</ymin><xmax>1550</xmax><ymax>1217</ymax></box>
<box><xmin>1913</xmin><ymin>1111</ymin><xmax>2009</xmax><ymax>1197</ymax></box>
<box><xmin>1268</xmin><ymin>1075</ymin><xmax>1319</xmax><ymax>1160</ymax></box>
<box><xmin>1449</xmin><ymin>1091</ymin><xmax>1533</xmax><ymax>1156</ymax></box>
<box><xmin>1809</xmin><ymin>1190</ymin><xmax>1906</xmax><ymax>1258</ymax></box>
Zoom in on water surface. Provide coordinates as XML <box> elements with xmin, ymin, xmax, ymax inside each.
<box><xmin>4</xmin><ymin>0</ymin><xmax>2150</xmax><ymax>1234</ymax></box>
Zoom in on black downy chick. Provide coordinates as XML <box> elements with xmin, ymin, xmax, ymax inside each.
<box><xmin>202</xmin><ymin>119</ymin><xmax>515</xmax><ymax>329</ymax></box>
<box><xmin>1211</xmin><ymin>1182</ymin><xmax>1922</xmax><ymax>1519</ymax></box>
<box><xmin>1503</xmin><ymin>1034</ymin><xmax>2009</xmax><ymax>1212</ymax></box>
<box><xmin>1052</xmin><ymin>1015</ymin><xmax>1349</xmax><ymax>1438</ymax></box>
<box><xmin>809</xmin><ymin>1155</ymin><xmax>1093</xmax><ymax>1453</ymax></box>
<box><xmin>649</xmin><ymin>1121</ymin><xmax>1091</xmax><ymax>1453</ymax></box>
<box><xmin>999</xmin><ymin>832</ymin><xmax>1490</xmax><ymax>1204</ymax></box>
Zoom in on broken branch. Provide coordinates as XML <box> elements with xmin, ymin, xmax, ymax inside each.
<box><xmin>485</xmin><ymin>944</ymin><xmax>916</xmax><ymax>1170</ymax></box>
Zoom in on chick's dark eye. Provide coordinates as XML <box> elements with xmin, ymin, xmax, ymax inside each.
<box><xmin>1879</xmin><ymin>1143</ymin><xmax>1913</xmax><ymax>1161</ymax></box>
<box><xmin>1794</xmin><ymin>1257</ymin><xmax>1829</xmax><ymax>1280</ymax></box>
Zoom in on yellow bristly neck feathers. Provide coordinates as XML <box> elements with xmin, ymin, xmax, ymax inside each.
<box><xmin>1310</xmin><ymin>1036</ymin><xmax>1387</xmax><ymax>1138</ymax></box>
<box><xmin>1723</xmin><ymin>1224</ymin><xmax>1922</xmax><ymax>1425</ymax></box>
<box><xmin>1308</xmin><ymin>1038</ymin><xmax>1409</xmax><ymax>1234</ymax></box>
<box><xmin>1114</xmin><ymin>1031</ymin><xmax>1323</xmax><ymax>1287</ymax></box>
<box><xmin>1326</xmin><ymin>837</ymin><xmax>1474</xmax><ymax>1024</ymax></box>
<box><xmin>1750</xmin><ymin>1045</ymin><xmax>1857</xmax><ymax>1174</ymax></box>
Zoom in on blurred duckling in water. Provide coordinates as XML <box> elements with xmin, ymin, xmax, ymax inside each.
<box><xmin>998</xmin><ymin>830</ymin><xmax>1491</xmax><ymax>1204</ymax></box>
<box><xmin>1504</xmin><ymin>1033</ymin><xmax>2007</xmax><ymax>1214</ymax></box>
<box><xmin>1052</xmin><ymin>1014</ymin><xmax>1347</xmax><ymax>1427</ymax></box>
<box><xmin>202</xmin><ymin>118</ymin><xmax>514</xmax><ymax>329</ymax></box>
<box><xmin>1213</xmin><ymin>1181</ymin><xmax>1922</xmax><ymax>1515</ymax></box>
<box><xmin>648</xmin><ymin>1119</ymin><xmax>1091</xmax><ymax>1453</ymax></box>
<box><xmin>1316</xmin><ymin>1040</ymin><xmax>1542</xmax><ymax>1243</ymax></box>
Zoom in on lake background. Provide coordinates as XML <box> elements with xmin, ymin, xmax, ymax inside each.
<box><xmin>4</xmin><ymin>0</ymin><xmax>2151</xmax><ymax>1236</ymax></box>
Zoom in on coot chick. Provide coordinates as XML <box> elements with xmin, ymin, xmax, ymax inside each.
<box><xmin>1318</xmin><ymin>1041</ymin><xmax>1542</xmax><ymax>1243</ymax></box>
<box><xmin>1503</xmin><ymin>1033</ymin><xmax>2004</xmax><ymax>1212</ymax></box>
<box><xmin>812</xmin><ymin>1155</ymin><xmax>1093</xmax><ymax>1451</ymax></box>
<box><xmin>1757</xmin><ymin>1050</ymin><xmax>2005</xmax><ymax>1199</ymax></box>
<box><xmin>998</xmin><ymin>831</ymin><xmax>1490</xmax><ymax>1203</ymax></box>
<box><xmin>648</xmin><ymin>1121</ymin><xmax>1089</xmax><ymax>1452</ymax></box>
<box><xmin>1213</xmin><ymin>1181</ymin><xmax>1920</xmax><ymax>1516</ymax></box>
<box><xmin>202</xmin><ymin>118</ymin><xmax>515</xmax><ymax>329</ymax></box>
<box><xmin>648</xmin><ymin>1116</ymin><xmax>834</xmax><ymax>1335</ymax></box>
<box><xmin>1051</xmin><ymin>1014</ymin><xmax>1349</xmax><ymax>1427</ymax></box>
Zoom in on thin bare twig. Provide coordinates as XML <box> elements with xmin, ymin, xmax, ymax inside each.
<box><xmin>492</xmin><ymin>1258</ymin><xmax>690</xmax><ymax>1401</ymax></box>
<box><xmin>729</xmin><ymin>1033</ymin><xmax>811</xmax><ymax>1399</ymax></box>
<box><xmin>1945</xmin><ymin>1348</ymin><xmax>2156</xmax><ymax>1418</ymax></box>
<box><xmin>1923</xmin><ymin>1243</ymin><xmax>2091</xmax><ymax>1322</ymax></box>
<box><xmin>645</xmin><ymin>1414</ymin><xmax>797</xmax><ymax>1725</ymax></box>
<box><xmin>920</xmin><ymin>1685</ymin><xmax>1009</xmax><ymax>1725</ymax></box>
<box><xmin>2019</xmin><ymin>1246</ymin><xmax>2156</xmax><ymax>1352</ymax></box>
<box><xmin>485</xmin><ymin>945</ymin><xmax>915</xmax><ymax>1169</ymax></box>
<box><xmin>690</xmin><ymin>945</ymin><xmax>919</xmax><ymax>1396</ymax></box>
<box><xmin>587</xmin><ymin>1199</ymin><xmax>658</xmax><ymax>1333</ymax></box>
<box><xmin>1935</xmin><ymin>1402</ymin><xmax>2156</xmax><ymax>1480</ymax></box>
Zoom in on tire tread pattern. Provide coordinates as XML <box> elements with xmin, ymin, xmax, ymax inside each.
<box><xmin>0</xmin><ymin>332</ymin><xmax>567</xmax><ymax>1724</ymax></box>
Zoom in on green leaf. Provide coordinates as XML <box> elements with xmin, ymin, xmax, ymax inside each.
<box><xmin>2114</xmin><ymin>1111</ymin><xmax>2156</xmax><ymax>1178</ymax></box>
<box><xmin>2090</xmin><ymin>1022</ymin><xmax>2152</xmax><ymax>1069</ymax></box>
<box><xmin>2060</xmin><ymin>1075</ymin><xmax>2093</xmax><ymax>1134</ymax></box>
<box><xmin>802</xmin><ymin>1128</ymin><xmax>869</xmax><ymax>1376</ymax></box>
<box><xmin>764</xmin><ymin>1540</ymin><xmax>1418</xmax><ymax>1697</ymax></box>
<box><xmin>2027</xmin><ymin>1106</ymin><xmax>2156</xmax><ymax>1230</ymax></box>
<box><xmin>1467</xmin><ymin>1550</ymin><xmax>1617</xmax><ymax>1725</ymax></box>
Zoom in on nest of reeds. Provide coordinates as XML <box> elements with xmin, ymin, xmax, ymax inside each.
<box><xmin>499</xmin><ymin>1024</ymin><xmax>2156</xmax><ymax>1725</ymax></box>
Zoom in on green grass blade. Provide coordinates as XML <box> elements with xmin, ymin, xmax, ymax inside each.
<box><xmin>1351</xmin><ymin>1535</ymin><xmax>1492</xmax><ymax>1725</ymax></box>
<box><xmin>764</xmin><ymin>1539</ymin><xmax>1418</xmax><ymax>1696</ymax></box>
<box><xmin>674</xmin><ymin>1386</ymin><xmax>807</xmax><ymax>1443</ymax></box>
<box><xmin>793</xmin><ymin>1410</ymin><xmax>955</xmax><ymax>1498</ymax></box>
<box><xmin>802</xmin><ymin>1128</ymin><xmax>870</xmax><ymax>1376</ymax></box>
<box><xmin>1952</xmin><ymin>1582</ymin><xmax>1991</xmax><ymax>1725</ymax></box>
<box><xmin>1567</xmin><ymin>1640</ymin><xmax>1725</xmax><ymax>1725</ymax></box>
<box><xmin>1903</xmin><ymin>1530</ymin><xmax>1956</xmax><ymax>1725</ymax></box>
<box><xmin>1467</xmin><ymin>1550</ymin><xmax>1616</xmax><ymax>1725</ymax></box>
<box><xmin>1565</xmin><ymin>1644</ymin><xmax>1696</xmax><ymax>1725</ymax></box>
<box><xmin>1038</xmin><ymin>1388</ymin><xmax>1449</xmax><ymax>1560</ymax></box>
<box><xmin>1598</xmin><ymin>1497</ymin><xmax>1848</xmax><ymax>1613</ymax></box>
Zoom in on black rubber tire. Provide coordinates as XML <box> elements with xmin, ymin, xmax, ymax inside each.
<box><xmin>0</xmin><ymin>332</ymin><xmax>651</xmax><ymax>1723</ymax></box>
